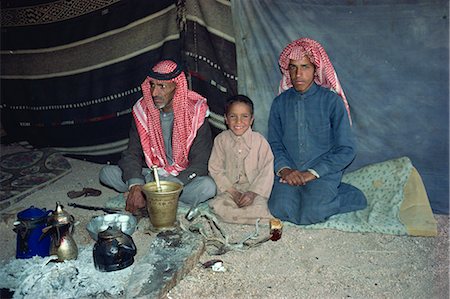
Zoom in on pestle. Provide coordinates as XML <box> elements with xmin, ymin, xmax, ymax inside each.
<box><xmin>151</xmin><ymin>165</ymin><xmax>162</xmax><ymax>192</ymax></box>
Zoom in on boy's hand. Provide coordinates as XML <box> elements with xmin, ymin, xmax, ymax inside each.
<box><xmin>237</xmin><ymin>191</ymin><xmax>257</xmax><ymax>208</ymax></box>
<box><xmin>227</xmin><ymin>188</ymin><xmax>242</xmax><ymax>206</ymax></box>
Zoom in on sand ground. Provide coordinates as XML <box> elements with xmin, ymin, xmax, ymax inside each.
<box><xmin>0</xmin><ymin>147</ymin><xmax>448</xmax><ymax>298</ymax></box>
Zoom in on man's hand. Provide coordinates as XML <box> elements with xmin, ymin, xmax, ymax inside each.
<box><xmin>126</xmin><ymin>185</ymin><xmax>146</xmax><ymax>214</ymax></box>
<box><xmin>237</xmin><ymin>191</ymin><xmax>257</xmax><ymax>208</ymax></box>
<box><xmin>279</xmin><ymin>168</ymin><xmax>316</xmax><ymax>186</ymax></box>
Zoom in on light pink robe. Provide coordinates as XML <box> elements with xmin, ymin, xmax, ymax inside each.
<box><xmin>208</xmin><ymin>128</ymin><xmax>274</xmax><ymax>224</ymax></box>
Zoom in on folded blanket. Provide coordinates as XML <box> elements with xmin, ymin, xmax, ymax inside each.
<box><xmin>399</xmin><ymin>166</ymin><xmax>437</xmax><ymax>236</ymax></box>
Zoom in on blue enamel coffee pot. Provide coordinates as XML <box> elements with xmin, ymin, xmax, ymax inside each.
<box><xmin>13</xmin><ymin>206</ymin><xmax>52</xmax><ymax>259</ymax></box>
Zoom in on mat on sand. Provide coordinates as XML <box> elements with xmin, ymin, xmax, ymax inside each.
<box><xmin>0</xmin><ymin>149</ymin><xmax>72</xmax><ymax>211</ymax></box>
<box><xmin>107</xmin><ymin>156</ymin><xmax>437</xmax><ymax>237</ymax></box>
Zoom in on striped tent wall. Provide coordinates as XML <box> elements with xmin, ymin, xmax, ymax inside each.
<box><xmin>0</xmin><ymin>0</ymin><xmax>236</xmax><ymax>163</ymax></box>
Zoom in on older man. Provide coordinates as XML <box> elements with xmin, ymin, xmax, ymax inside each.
<box><xmin>100</xmin><ymin>59</ymin><xmax>216</xmax><ymax>214</ymax></box>
<box><xmin>268</xmin><ymin>38</ymin><xmax>367</xmax><ymax>225</ymax></box>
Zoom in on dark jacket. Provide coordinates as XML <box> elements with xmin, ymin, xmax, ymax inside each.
<box><xmin>118</xmin><ymin>118</ymin><xmax>213</xmax><ymax>186</ymax></box>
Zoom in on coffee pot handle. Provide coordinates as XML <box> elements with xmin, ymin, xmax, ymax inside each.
<box><xmin>120</xmin><ymin>237</ymin><xmax>137</xmax><ymax>252</ymax></box>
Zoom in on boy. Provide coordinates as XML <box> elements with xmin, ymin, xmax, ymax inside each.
<box><xmin>208</xmin><ymin>95</ymin><xmax>274</xmax><ymax>224</ymax></box>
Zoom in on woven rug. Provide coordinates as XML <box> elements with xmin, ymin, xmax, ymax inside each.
<box><xmin>0</xmin><ymin>148</ymin><xmax>71</xmax><ymax>211</ymax></box>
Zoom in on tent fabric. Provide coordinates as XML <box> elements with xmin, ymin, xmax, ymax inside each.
<box><xmin>0</xmin><ymin>0</ymin><xmax>236</xmax><ymax>160</ymax></box>
<box><xmin>231</xmin><ymin>0</ymin><xmax>449</xmax><ymax>214</ymax></box>
<box><xmin>0</xmin><ymin>0</ymin><xmax>181</xmax><ymax>161</ymax></box>
<box><xmin>182</xmin><ymin>0</ymin><xmax>238</xmax><ymax>135</ymax></box>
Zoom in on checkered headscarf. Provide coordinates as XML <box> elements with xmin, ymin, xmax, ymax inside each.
<box><xmin>278</xmin><ymin>38</ymin><xmax>352</xmax><ymax>124</ymax></box>
<box><xmin>133</xmin><ymin>60</ymin><xmax>209</xmax><ymax>176</ymax></box>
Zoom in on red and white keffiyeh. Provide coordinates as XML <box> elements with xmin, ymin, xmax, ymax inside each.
<box><xmin>278</xmin><ymin>37</ymin><xmax>352</xmax><ymax>124</ymax></box>
<box><xmin>133</xmin><ymin>60</ymin><xmax>208</xmax><ymax>176</ymax></box>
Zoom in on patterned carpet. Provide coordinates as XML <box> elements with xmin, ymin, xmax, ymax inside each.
<box><xmin>0</xmin><ymin>147</ymin><xmax>71</xmax><ymax>211</ymax></box>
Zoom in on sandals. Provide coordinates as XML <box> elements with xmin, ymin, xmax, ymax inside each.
<box><xmin>67</xmin><ymin>187</ymin><xmax>102</xmax><ymax>199</ymax></box>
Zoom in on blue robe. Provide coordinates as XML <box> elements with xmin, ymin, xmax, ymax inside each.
<box><xmin>268</xmin><ymin>83</ymin><xmax>367</xmax><ymax>225</ymax></box>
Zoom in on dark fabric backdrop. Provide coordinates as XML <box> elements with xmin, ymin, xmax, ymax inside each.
<box><xmin>232</xmin><ymin>0</ymin><xmax>449</xmax><ymax>214</ymax></box>
<box><xmin>0</xmin><ymin>0</ymin><xmax>236</xmax><ymax>161</ymax></box>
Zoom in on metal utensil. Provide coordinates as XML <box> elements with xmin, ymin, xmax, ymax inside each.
<box><xmin>151</xmin><ymin>165</ymin><xmax>162</xmax><ymax>192</ymax></box>
<box><xmin>68</xmin><ymin>202</ymin><xmax>121</xmax><ymax>214</ymax></box>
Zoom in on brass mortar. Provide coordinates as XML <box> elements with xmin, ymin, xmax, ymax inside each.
<box><xmin>142</xmin><ymin>181</ymin><xmax>183</xmax><ymax>231</ymax></box>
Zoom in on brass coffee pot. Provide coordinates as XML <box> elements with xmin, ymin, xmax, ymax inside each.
<box><xmin>43</xmin><ymin>202</ymin><xmax>78</xmax><ymax>261</ymax></box>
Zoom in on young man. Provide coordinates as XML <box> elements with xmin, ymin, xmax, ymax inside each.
<box><xmin>268</xmin><ymin>38</ymin><xmax>367</xmax><ymax>225</ymax></box>
<box><xmin>208</xmin><ymin>95</ymin><xmax>274</xmax><ymax>224</ymax></box>
<box><xmin>100</xmin><ymin>59</ymin><xmax>216</xmax><ymax>214</ymax></box>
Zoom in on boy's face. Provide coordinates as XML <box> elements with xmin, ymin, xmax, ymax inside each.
<box><xmin>225</xmin><ymin>102</ymin><xmax>254</xmax><ymax>136</ymax></box>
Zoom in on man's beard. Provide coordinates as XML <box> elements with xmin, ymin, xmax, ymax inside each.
<box><xmin>154</xmin><ymin>102</ymin><xmax>166</xmax><ymax>109</ymax></box>
<box><xmin>153</xmin><ymin>96</ymin><xmax>173</xmax><ymax>110</ymax></box>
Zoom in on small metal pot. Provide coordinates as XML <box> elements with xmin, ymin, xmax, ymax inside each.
<box><xmin>93</xmin><ymin>226</ymin><xmax>137</xmax><ymax>272</ymax></box>
<box><xmin>13</xmin><ymin>206</ymin><xmax>52</xmax><ymax>259</ymax></box>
